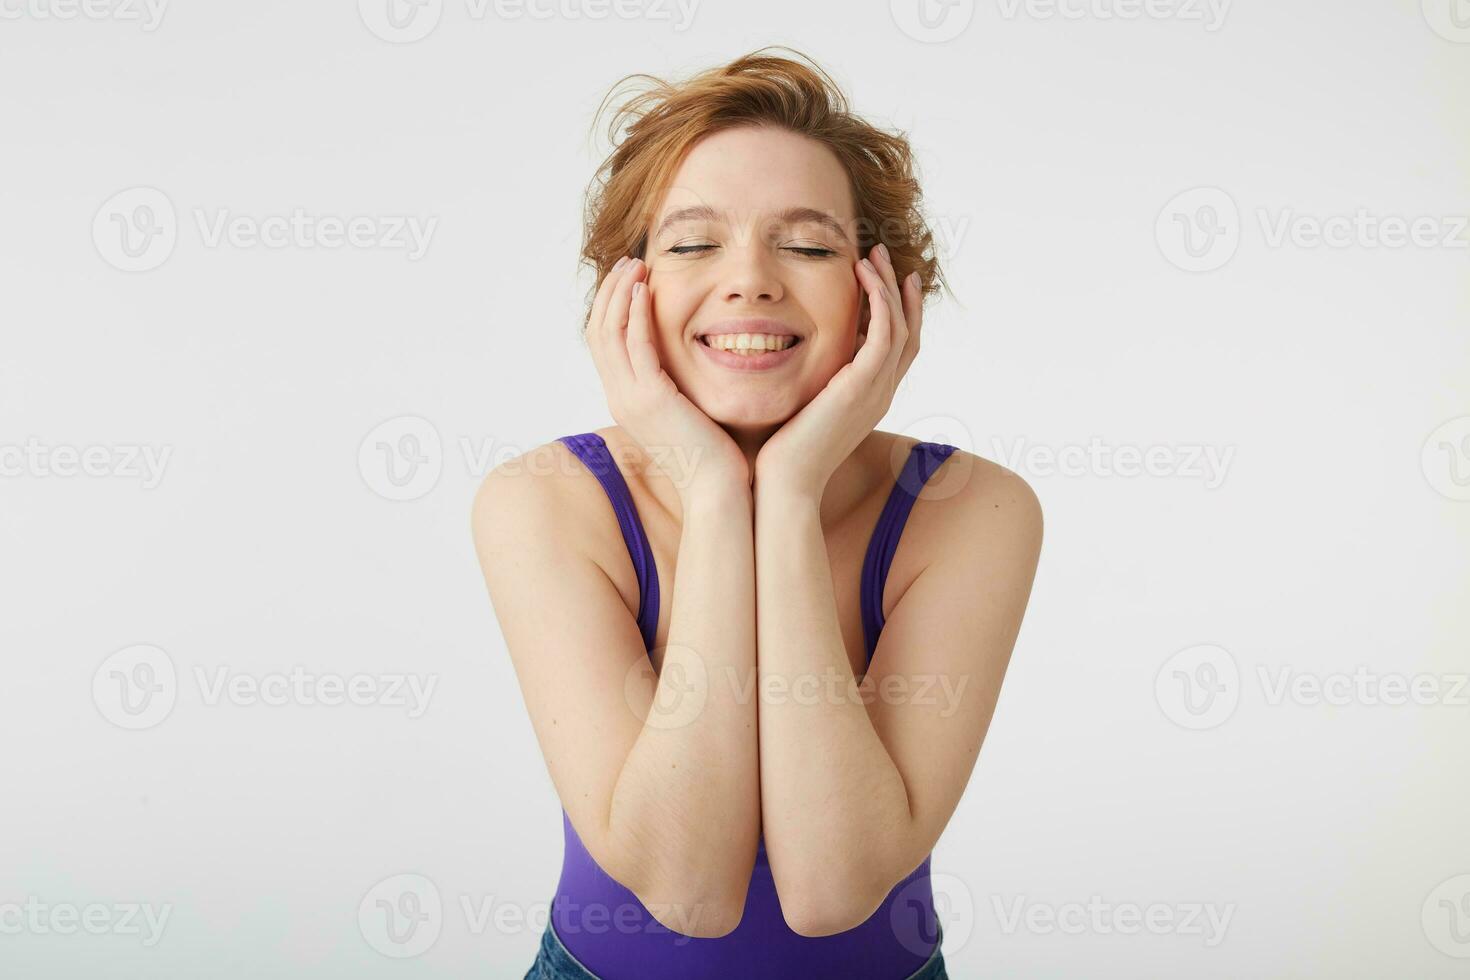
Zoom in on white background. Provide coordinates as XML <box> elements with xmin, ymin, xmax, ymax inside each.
<box><xmin>2</xmin><ymin>1</ymin><xmax>1468</xmax><ymax>977</ymax></box>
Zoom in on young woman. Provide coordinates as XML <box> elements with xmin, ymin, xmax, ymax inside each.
<box><xmin>473</xmin><ymin>48</ymin><xmax>1043</xmax><ymax>980</ymax></box>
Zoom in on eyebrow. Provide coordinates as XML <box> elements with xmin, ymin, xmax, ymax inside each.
<box><xmin>653</xmin><ymin>204</ymin><xmax>852</xmax><ymax>245</ymax></box>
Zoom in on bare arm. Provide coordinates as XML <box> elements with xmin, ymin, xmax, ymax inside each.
<box><xmin>754</xmin><ymin>457</ymin><xmax>1042</xmax><ymax>936</ymax></box>
<box><xmin>472</xmin><ymin>451</ymin><xmax>759</xmax><ymax>938</ymax></box>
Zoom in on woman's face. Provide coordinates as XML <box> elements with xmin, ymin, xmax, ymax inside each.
<box><xmin>642</xmin><ymin>124</ymin><xmax>866</xmax><ymax>430</ymax></box>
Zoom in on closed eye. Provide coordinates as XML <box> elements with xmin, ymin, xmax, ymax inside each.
<box><xmin>667</xmin><ymin>244</ymin><xmax>837</xmax><ymax>258</ymax></box>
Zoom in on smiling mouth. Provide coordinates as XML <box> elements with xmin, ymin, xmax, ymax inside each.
<box><xmin>693</xmin><ymin>333</ymin><xmax>805</xmax><ymax>372</ymax></box>
<box><xmin>696</xmin><ymin>335</ymin><xmax>804</xmax><ymax>354</ymax></box>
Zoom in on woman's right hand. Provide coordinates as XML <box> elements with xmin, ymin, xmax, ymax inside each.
<box><xmin>585</xmin><ymin>255</ymin><xmax>751</xmax><ymax>498</ymax></box>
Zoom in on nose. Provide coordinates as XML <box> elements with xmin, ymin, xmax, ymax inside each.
<box><xmin>720</xmin><ymin>240</ymin><xmax>784</xmax><ymax>304</ymax></box>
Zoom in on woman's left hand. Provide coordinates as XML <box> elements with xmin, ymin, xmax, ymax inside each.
<box><xmin>754</xmin><ymin>243</ymin><xmax>924</xmax><ymax>500</ymax></box>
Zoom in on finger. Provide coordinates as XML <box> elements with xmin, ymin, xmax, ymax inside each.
<box><xmin>585</xmin><ymin>257</ymin><xmax>630</xmax><ymax>388</ymax></box>
<box><xmin>625</xmin><ymin>279</ymin><xmax>660</xmax><ymax>383</ymax></box>
<box><xmin>596</xmin><ymin>258</ymin><xmax>645</xmax><ymax>387</ymax></box>
<box><xmin>868</xmin><ymin>245</ymin><xmax>910</xmax><ymax>377</ymax></box>
<box><xmin>587</xmin><ymin>256</ymin><xmax>628</xmax><ymax>339</ymax></box>
<box><xmin>895</xmin><ymin>270</ymin><xmax>923</xmax><ymax>381</ymax></box>
<box><xmin>853</xmin><ymin>257</ymin><xmax>894</xmax><ymax>378</ymax></box>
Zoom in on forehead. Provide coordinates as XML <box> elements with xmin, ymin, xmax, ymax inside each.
<box><xmin>654</xmin><ymin>125</ymin><xmax>856</xmax><ymax>226</ymax></box>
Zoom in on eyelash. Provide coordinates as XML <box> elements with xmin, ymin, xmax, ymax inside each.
<box><xmin>667</xmin><ymin>244</ymin><xmax>836</xmax><ymax>258</ymax></box>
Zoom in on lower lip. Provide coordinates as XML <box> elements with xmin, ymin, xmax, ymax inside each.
<box><xmin>694</xmin><ymin>338</ymin><xmax>803</xmax><ymax>371</ymax></box>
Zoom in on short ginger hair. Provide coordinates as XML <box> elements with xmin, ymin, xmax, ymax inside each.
<box><xmin>579</xmin><ymin>46</ymin><xmax>950</xmax><ymax>332</ymax></box>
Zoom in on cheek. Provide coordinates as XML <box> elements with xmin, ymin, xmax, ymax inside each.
<box><xmin>808</xmin><ymin>272</ymin><xmax>863</xmax><ymax>329</ymax></box>
<box><xmin>647</xmin><ymin>288</ymin><xmax>695</xmax><ymax>358</ymax></box>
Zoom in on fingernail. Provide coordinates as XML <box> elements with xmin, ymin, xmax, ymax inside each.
<box><xmin>907</xmin><ymin>271</ymin><xmax>919</xmax><ymax>287</ymax></box>
<box><xmin>877</xmin><ymin>243</ymin><xmax>889</xmax><ymax>262</ymax></box>
<box><xmin>613</xmin><ymin>256</ymin><xmax>628</xmax><ymax>270</ymax></box>
<box><xmin>861</xmin><ymin>258</ymin><xmax>875</xmax><ymax>273</ymax></box>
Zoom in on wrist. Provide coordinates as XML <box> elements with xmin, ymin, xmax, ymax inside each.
<box><xmin>753</xmin><ymin>459</ymin><xmax>825</xmax><ymax>503</ymax></box>
<box><xmin>679</xmin><ymin>473</ymin><xmax>752</xmax><ymax>512</ymax></box>
<box><xmin>753</xmin><ymin>476</ymin><xmax>821</xmax><ymax>513</ymax></box>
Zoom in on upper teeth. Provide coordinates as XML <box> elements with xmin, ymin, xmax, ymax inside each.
<box><xmin>703</xmin><ymin>333</ymin><xmax>797</xmax><ymax>352</ymax></box>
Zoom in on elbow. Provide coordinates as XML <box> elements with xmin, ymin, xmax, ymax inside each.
<box><xmin>778</xmin><ymin>872</ymin><xmax>888</xmax><ymax>938</ymax></box>
<box><xmin>607</xmin><ymin>838</ymin><xmax>754</xmax><ymax>940</ymax></box>
<box><xmin>596</xmin><ymin>812</ymin><xmax>758</xmax><ymax>939</ymax></box>
<box><xmin>631</xmin><ymin>879</ymin><xmax>749</xmax><ymax>939</ymax></box>
<box><xmin>781</xmin><ymin>894</ymin><xmax>878</xmax><ymax>939</ymax></box>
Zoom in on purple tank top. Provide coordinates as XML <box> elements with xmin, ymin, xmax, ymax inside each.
<box><xmin>551</xmin><ymin>431</ymin><xmax>958</xmax><ymax>980</ymax></box>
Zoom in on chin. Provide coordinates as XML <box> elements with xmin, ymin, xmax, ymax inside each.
<box><xmin>693</xmin><ymin>392</ymin><xmax>798</xmax><ymax>429</ymax></box>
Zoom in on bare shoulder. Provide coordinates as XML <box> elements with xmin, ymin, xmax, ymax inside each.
<box><xmin>882</xmin><ymin>432</ymin><xmax>1044</xmax><ymax>568</ymax></box>
<box><xmin>469</xmin><ymin>435</ymin><xmax>603</xmax><ymax>551</ymax></box>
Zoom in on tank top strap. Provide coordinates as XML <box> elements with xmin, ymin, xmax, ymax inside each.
<box><xmin>557</xmin><ymin>432</ymin><xmax>661</xmax><ymax>654</ymax></box>
<box><xmin>860</xmin><ymin>441</ymin><xmax>959</xmax><ymax>664</ymax></box>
